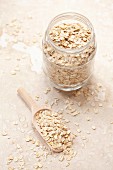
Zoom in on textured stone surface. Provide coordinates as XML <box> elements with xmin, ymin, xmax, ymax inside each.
<box><xmin>0</xmin><ymin>0</ymin><xmax>113</xmax><ymax>170</ymax></box>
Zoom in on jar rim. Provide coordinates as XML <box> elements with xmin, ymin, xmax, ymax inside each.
<box><xmin>46</xmin><ymin>12</ymin><xmax>95</xmax><ymax>54</ymax></box>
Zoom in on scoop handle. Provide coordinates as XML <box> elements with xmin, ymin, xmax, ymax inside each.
<box><xmin>17</xmin><ymin>87</ymin><xmax>38</xmax><ymax>113</ymax></box>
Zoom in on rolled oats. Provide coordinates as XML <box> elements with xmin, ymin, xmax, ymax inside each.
<box><xmin>43</xmin><ymin>13</ymin><xmax>96</xmax><ymax>91</ymax></box>
<box><xmin>35</xmin><ymin>110</ymin><xmax>74</xmax><ymax>151</ymax></box>
<box><xmin>92</xmin><ymin>126</ymin><xmax>96</xmax><ymax>130</ymax></box>
<box><xmin>59</xmin><ymin>155</ymin><xmax>64</xmax><ymax>162</ymax></box>
<box><xmin>2</xmin><ymin>130</ymin><xmax>8</xmax><ymax>136</ymax></box>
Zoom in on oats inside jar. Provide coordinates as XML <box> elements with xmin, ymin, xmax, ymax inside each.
<box><xmin>42</xmin><ymin>13</ymin><xmax>96</xmax><ymax>91</ymax></box>
<box><xmin>49</xmin><ymin>22</ymin><xmax>92</xmax><ymax>49</ymax></box>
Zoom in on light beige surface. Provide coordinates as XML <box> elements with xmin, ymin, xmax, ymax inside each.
<box><xmin>0</xmin><ymin>0</ymin><xmax>113</xmax><ymax>170</ymax></box>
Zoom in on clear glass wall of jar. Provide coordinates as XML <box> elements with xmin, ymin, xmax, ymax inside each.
<box><xmin>42</xmin><ymin>12</ymin><xmax>97</xmax><ymax>91</ymax></box>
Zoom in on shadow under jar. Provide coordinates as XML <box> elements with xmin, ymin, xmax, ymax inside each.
<box><xmin>42</xmin><ymin>12</ymin><xmax>97</xmax><ymax>91</ymax></box>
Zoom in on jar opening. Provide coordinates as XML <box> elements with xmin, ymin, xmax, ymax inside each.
<box><xmin>46</xmin><ymin>12</ymin><xmax>95</xmax><ymax>54</ymax></box>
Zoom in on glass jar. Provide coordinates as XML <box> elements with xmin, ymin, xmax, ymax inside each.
<box><xmin>42</xmin><ymin>12</ymin><xmax>97</xmax><ymax>91</ymax></box>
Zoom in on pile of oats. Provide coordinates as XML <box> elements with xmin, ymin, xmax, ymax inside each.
<box><xmin>43</xmin><ymin>22</ymin><xmax>96</xmax><ymax>89</ymax></box>
<box><xmin>35</xmin><ymin>110</ymin><xmax>74</xmax><ymax>151</ymax></box>
<box><xmin>49</xmin><ymin>23</ymin><xmax>92</xmax><ymax>49</ymax></box>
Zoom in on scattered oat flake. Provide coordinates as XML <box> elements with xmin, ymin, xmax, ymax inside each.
<box><xmin>45</xmin><ymin>100</ymin><xmax>48</xmax><ymax>104</ymax></box>
<box><xmin>77</xmin><ymin>129</ymin><xmax>81</xmax><ymax>133</ymax></box>
<box><xmin>19</xmin><ymin>155</ymin><xmax>23</xmax><ymax>160</ymax></box>
<box><xmin>99</xmin><ymin>103</ymin><xmax>103</xmax><ymax>107</ymax></box>
<box><xmin>82</xmin><ymin>143</ymin><xmax>85</xmax><ymax>148</ymax></box>
<box><xmin>66</xmin><ymin>155</ymin><xmax>72</xmax><ymax>161</ymax></box>
<box><xmin>13</xmin><ymin>121</ymin><xmax>18</xmax><ymax>125</ymax></box>
<box><xmin>8</xmin><ymin>155</ymin><xmax>14</xmax><ymax>161</ymax></box>
<box><xmin>17</xmin><ymin>57</ymin><xmax>21</xmax><ymax>61</ymax></box>
<box><xmin>65</xmin><ymin>119</ymin><xmax>70</xmax><ymax>123</ymax></box>
<box><xmin>72</xmin><ymin>111</ymin><xmax>80</xmax><ymax>116</ymax></box>
<box><xmin>25</xmin><ymin>136</ymin><xmax>32</xmax><ymax>142</ymax></box>
<box><xmin>73</xmin><ymin>151</ymin><xmax>77</xmax><ymax>156</ymax></box>
<box><xmin>66</xmin><ymin>162</ymin><xmax>70</xmax><ymax>167</ymax></box>
<box><xmin>2</xmin><ymin>131</ymin><xmax>7</xmax><ymax>136</ymax></box>
<box><xmin>14</xmin><ymin>157</ymin><xmax>18</xmax><ymax>162</ymax></box>
<box><xmin>16</xmin><ymin>144</ymin><xmax>21</xmax><ymax>149</ymax></box>
<box><xmin>86</xmin><ymin>117</ymin><xmax>91</xmax><ymax>121</ymax></box>
<box><xmin>50</xmin><ymin>102</ymin><xmax>54</xmax><ymax>106</ymax></box>
<box><xmin>94</xmin><ymin>108</ymin><xmax>98</xmax><ymax>114</ymax></box>
<box><xmin>7</xmin><ymin>136</ymin><xmax>10</xmax><ymax>139</ymax></box>
<box><xmin>27</xmin><ymin>14</ymin><xmax>32</xmax><ymax>19</ymax></box>
<box><xmin>59</xmin><ymin>155</ymin><xmax>64</xmax><ymax>161</ymax></box>
<box><xmin>36</xmin><ymin>152</ymin><xmax>40</xmax><ymax>158</ymax></box>
<box><xmin>35</xmin><ymin>141</ymin><xmax>40</xmax><ymax>147</ymax></box>
<box><xmin>92</xmin><ymin>126</ymin><xmax>96</xmax><ymax>130</ymax></box>
<box><xmin>14</xmin><ymin>67</ymin><xmax>20</xmax><ymax>71</ymax></box>
<box><xmin>75</xmin><ymin>122</ymin><xmax>79</xmax><ymax>126</ymax></box>
<box><xmin>44</xmin><ymin>87</ymin><xmax>51</xmax><ymax>94</ymax></box>
<box><xmin>32</xmin><ymin>138</ymin><xmax>36</xmax><ymax>144</ymax></box>
<box><xmin>82</xmin><ymin>136</ymin><xmax>86</xmax><ymax>140</ymax></box>
<box><xmin>11</xmin><ymin>71</ymin><xmax>16</xmax><ymax>75</ymax></box>
<box><xmin>35</xmin><ymin>95</ymin><xmax>39</xmax><ymax>101</ymax></box>
<box><xmin>86</xmin><ymin>131</ymin><xmax>90</xmax><ymax>134</ymax></box>
<box><xmin>97</xmin><ymin>83</ymin><xmax>102</xmax><ymax>88</ymax></box>
<box><xmin>36</xmin><ymin>162</ymin><xmax>43</xmax><ymax>168</ymax></box>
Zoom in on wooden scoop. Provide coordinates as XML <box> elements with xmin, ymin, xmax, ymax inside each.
<box><xmin>17</xmin><ymin>87</ymin><xmax>63</xmax><ymax>153</ymax></box>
